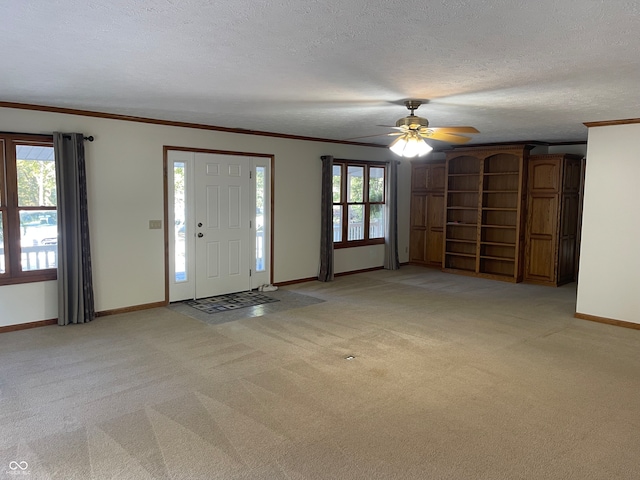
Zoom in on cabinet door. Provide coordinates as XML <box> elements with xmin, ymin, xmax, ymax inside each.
<box><xmin>409</xmin><ymin>193</ymin><xmax>427</xmax><ymax>263</ymax></box>
<box><xmin>557</xmin><ymin>192</ymin><xmax>579</xmax><ymax>283</ymax></box>
<box><xmin>525</xmin><ymin>194</ymin><xmax>558</xmax><ymax>282</ymax></box>
<box><xmin>425</xmin><ymin>193</ymin><xmax>444</xmax><ymax>267</ymax></box>
<box><xmin>427</xmin><ymin>164</ymin><xmax>446</xmax><ymax>191</ymax></box>
<box><xmin>524</xmin><ymin>158</ymin><xmax>561</xmax><ymax>284</ymax></box>
<box><xmin>410</xmin><ymin>162</ymin><xmax>445</xmax><ymax>266</ymax></box>
<box><xmin>557</xmin><ymin>157</ymin><xmax>582</xmax><ymax>283</ymax></box>
<box><xmin>412</xmin><ymin>165</ymin><xmax>429</xmax><ymax>191</ymax></box>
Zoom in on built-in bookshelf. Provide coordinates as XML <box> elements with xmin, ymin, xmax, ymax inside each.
<box><xmin>443</xmin><ymin>146</ymin><xmax>529</xmax><ymax>282</ymax></box>
<box><xmin>444</xmin><ymin>155</ymin><xmax>480</xmax><ymax>273</ymax></box>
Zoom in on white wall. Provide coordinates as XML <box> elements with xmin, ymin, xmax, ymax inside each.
<box><xmin>0</xmin><ymin>281</ymin><xmax>57</xmax><ymax>325</ymax></box>
<box><xmin>576</xmin><ymin>123</ymin><xmax>640</xmax><ymax>324</ymax></box>
<box><xmin>0</xmin><ymin>107</ymin><xmax>413</xmax><ymax>326</ymax></box>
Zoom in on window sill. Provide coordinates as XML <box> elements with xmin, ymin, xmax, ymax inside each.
<box><xmin>334</xmin><ymin>239</ymin><xmax>385</xmax><ymax>249</ymax></box>
<box><xmin>0</xmin><ymin>271</ymin><xmax>57</xmax><ymax>286</ymax></box>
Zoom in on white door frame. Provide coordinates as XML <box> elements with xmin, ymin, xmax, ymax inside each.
<box><xmin>164</xmin><ymin>147</ymin><xmax>274</xmax><ymax>302</ymax></box>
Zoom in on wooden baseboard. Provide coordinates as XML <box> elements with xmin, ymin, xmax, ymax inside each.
<box><xmin>406</xmin><ymin>262</ymin><xmax>441</xmax><ymax>269</ymax></box>
<box><xmin>2</xmin><ymin>264</ymin><xmax>404</xmax><ymax>332</ymax></box>
<box><xmin>0</xmin><ymin>318</ymin><xmax>57</xmax><ymax>334</ymax></box>
<box><xmin>96</xmin><ymin>301</ymin><xmax>168</xmax><ymax>317</ymax></box>
<box><xmin>275</xmin><ymin>265</ymin><xmax>390</xmax><ymax>287</ymax></box>
<box><xmin>574</xmin><ymin>312</ymin><xmax>640</xmax><ymax>330</ymax></box>
<box><xmin>274</xmin><ymin>276</ymin><xmax>318</xmax><ymax>287</ymax></box>
<box><xmin>335</xmin><ymin>266</ymin><xmax>384</xmax><ymax>277</ymax></box>
<box><xmin>1</xmin><ymin>300</ymin><xmax>169</xmax><ymax>333</ymax></box>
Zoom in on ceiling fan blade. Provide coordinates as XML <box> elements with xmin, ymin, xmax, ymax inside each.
<box><xmin>428</xmin><ymin>126</ymin><xmax>480</xmax><ymax>134</ymax></box>
<box><xmin>421</xmin><ymin>131</ymin><xmax>472</xmax><ymax>144</ymax></box>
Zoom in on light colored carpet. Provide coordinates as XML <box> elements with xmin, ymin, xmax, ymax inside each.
<box><xmin>1</xmin><ymin>266</ymin><xmax>640</xmax><ymax>479</ymax></box>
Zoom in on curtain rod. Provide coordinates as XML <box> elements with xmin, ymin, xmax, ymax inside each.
<box><xmin>63</xmin><ymin>134</ymin><xmax>94</xmax><ymax>142</ymax></box>
<box><xmin>325</xmin><ymin>156</ymin><xmax>395</xmax><ymax>165</ymax></box>
<box><xmin>0</xmin><ymin>131</ymin><xmax>94</xmax><ymax>142</ymax></box>
<box><xmin>0</xmin><ymin>132</ymin><xmax>95</xmax><ymax>142</ymax></box>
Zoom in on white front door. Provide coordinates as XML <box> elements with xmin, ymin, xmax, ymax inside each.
<box><xmin>168</xmin><ymin>150</ymin><xmax>271</xmax><ymax>302</ymax></box>
<box><xmin>194</xmin><ymin>153</ymin><xmax>252</xmax><ymax>298</ymax></box>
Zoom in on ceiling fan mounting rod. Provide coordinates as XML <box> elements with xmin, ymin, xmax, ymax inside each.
<box><xmin>405</xmin><ymin>100</ymin><xmax>423</xmax><ymax>115</ymax></box>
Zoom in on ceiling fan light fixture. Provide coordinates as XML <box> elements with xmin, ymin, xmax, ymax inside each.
<box><xmin>389</xmin><ymin>135</ymin><xmax>408</xmax><ymax>156</ymax></box>
<box><xmin>389</xmin><ymin>132</ymin><xmax>433</xmax><ymax>158</ymax></box>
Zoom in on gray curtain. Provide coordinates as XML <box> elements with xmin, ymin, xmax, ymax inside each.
<box><xmin>384</xmin><ymin>160</ymin><xmax>400</xmax><ymax>270</ymax></box>
<box><xmin>318</xmin><ymin>155</ymin><xmax>334</xmax><ymax>282</ymax></box>
<box><xmin>54</xmin><ymin>133</ymin><xmax>95</xmax><ymax>325</ymax></box>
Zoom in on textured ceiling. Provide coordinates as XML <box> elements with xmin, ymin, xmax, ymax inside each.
<box><xmin>2</xmin><ymin>0</ymin><xmax>640</xmax><ymax>147</ymax></box>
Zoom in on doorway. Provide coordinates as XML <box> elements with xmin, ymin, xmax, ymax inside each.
<box><xmin>165</xmin><ymin>148</ymin><xmax>273</xmax><ymax>302</ymax></box>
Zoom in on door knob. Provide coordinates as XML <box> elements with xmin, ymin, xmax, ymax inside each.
<box><xmin>197</xmin><ymin>232</ymin><xmax>204</xmax><ymax>238</ymax></box>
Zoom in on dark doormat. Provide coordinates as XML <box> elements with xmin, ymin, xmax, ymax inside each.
<box><xmin>184</xmin><ymin>291</ymin><xmax>279</xmax><ymax>314</ymax></box>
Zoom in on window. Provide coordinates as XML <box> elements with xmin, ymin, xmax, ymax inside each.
<box><xmin>0</xmin><ymin>134</ymin><xmax>57</xmax><ymax>285</ymax></box>
<box><xmin>255</xmin><ymin>165</ymin><xmax>267</xmax><ymax>272</ymax></box>
<box><xmin>332</xmin><ymin>160</ymin><xmax>386</xmax><ymax>248</ymax></box>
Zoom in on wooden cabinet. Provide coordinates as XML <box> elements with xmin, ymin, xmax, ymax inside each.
<box><xmin>524</xmin><ymin>154</ymin><xmax>584</xmax><ymax>286</ymax></box>
<box><xmin>443</xmin><ymin>145</ymin><xmax>529</xmax><ymax>282</ymax></box>
<box><xmin>409</xmin><ymin>160</ymin><xmax>445</xmax><ymax>267</ymax></box>
<box><xmin>410</xmin><ymin>146</ymin><xmax>585</xmax><ymax>286</ymax></box>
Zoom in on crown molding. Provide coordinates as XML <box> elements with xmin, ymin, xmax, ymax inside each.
<box><xmin>0</xmin><ymin>101</ymin><xmax>386</xmax><ymax>149</ymax></box>
<box><xmin>584</xmin><ymin>118</ymin><xmax>640</xmax><ymax>128</ymax></box>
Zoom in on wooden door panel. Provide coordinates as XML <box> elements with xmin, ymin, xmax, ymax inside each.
<box><xmin>563</xmin><ymin>159</ymin><xmax>582</xmax><ymax>192</ymax></box>
<box><xmin>412</xmin><ymin>165</ymin><xmax>428</xmax><ymax>191</ymax></box>
<box><xmin>529</xmin><ymin>196</ymin><xmax>558</xmax><ymax>236</ymax></box>
<box><xmin>525</xmin><ymin>192</ymin><xmax>558</xmax><ymax>283</ymax></box>
<box><xmin>561</xmin><ymin>194</ymin><xmax>579</xmax><ymax>236</ymax></box>
<box><xmin>425</xmin><ymin>230</ymin><xmax>443</xmax><ymax>266</ymax></box>
<box><xmin>410</xmin><ymin>230</ymin><xmax>426</xmax><ymax>263</ymax></box>
<box><xmin>427</xmin><ymin>193</ymin><xmax>445</xmax><ymax>229</ymax></box>
<box><xmin>425</xmin><ymin>193</ymin><xmax>444</xmax><ymax>267</ymax></box>
<box><xmin>530</xmin><ymin>161</ymin><xmax>560</xmax><ymax>192</ymax></box>
<box><xmin>411</xmin><ymin>194</ymin><xmax>427</xmax><ymax>228</ymax></box>
<box><xmin>427</xmin><ymin>164</ymin><xmax>446</xmax><ymax>191</ymax></box>
<box><xmin>526</xmin><ymin>238</ymin><xmax>554</xmax><ymax>280</ymax></box>
<box><xmin>558</xmin><ymin>237</ymin><xmax>576</xmax><ymax>282</ymax></box>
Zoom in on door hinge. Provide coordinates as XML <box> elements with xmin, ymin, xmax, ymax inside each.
<box><xmin>250</xmin><ymin>171</ymin><xmax>252</xmax><ymax>179</ymax></box>
<box><xmin>250</xmin><ymin>220</ymin><xmax>252</xmax><ymax>228</ymax></box>
<box><xmin>249</xmin><ymin>269</ymin><xmax>252</xmax><ymax>277</ymax></box>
